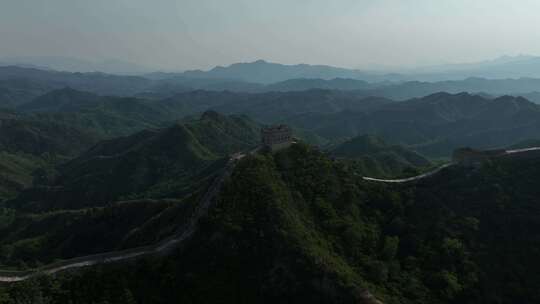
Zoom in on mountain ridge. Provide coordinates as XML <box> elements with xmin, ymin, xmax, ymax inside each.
<box><xmin>7</xmin><ymin>111</ymin><xmax>260</xmax><ymax>211</ymax></box>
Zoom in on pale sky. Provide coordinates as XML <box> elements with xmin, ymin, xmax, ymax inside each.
<box><xmin>1</xmin><ymin>0</ymin><xmax>540</xmax><ymax>71</ymax></box>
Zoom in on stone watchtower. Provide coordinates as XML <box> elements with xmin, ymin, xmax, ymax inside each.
<box><xmin>261</xmin><ymin>125</ymin><xmax>293</xmax><ymax>151</ymax></box>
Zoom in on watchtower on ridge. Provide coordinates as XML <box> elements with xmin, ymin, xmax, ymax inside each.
<box><xmin>261</xmin><ymin>124</ymin><xmax>292</xmax><ymax>151</ymax></box>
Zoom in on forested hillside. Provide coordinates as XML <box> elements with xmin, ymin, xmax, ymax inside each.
<box><xmin>2</xmin><ymin>143</ymin><xmax>540</xmax><ymax>303</ymax></box>
<box><xmin>0</xmin><ymin>110</ymin><xmax>99</xmax><ymax>200</ymax></box>
<box><xmin>331</xmin><ymin>134</ymin><xmax>432</xmax><ymax>177</ymax></box>
<box><xmin>5</xmin><ymin>1</ymin><xmax>540</xmax><ymax>302</ymax></box>
<box><xmin>137</xmin><ymin>90</ymin><xmax>540</xmax><ymax>156</ymax></box>
<box><xmin>289</xmin><ymin>92</ymin><xmax>540</xmax><ymax>156</ymax></box>
<box><xmin>0</xmin><ymin>112</ymin><xmax>259</xmax><ymax>269</ymax></box>
<box><xmin>6</xmin><ymin>75</ymin><xmax>540</xmax><ymax>158</ymax></box>
<box><xmin>7</xmin><ymin>111</ymin><xmax>259</xmax><ymax>211</ymax></box>
<box><xmin>2</xmin><ymin>65</ymin><xmax>540</xmax><ymax>304</ymax></box>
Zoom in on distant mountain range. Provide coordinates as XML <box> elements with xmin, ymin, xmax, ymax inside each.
<box><xmin>0</xmin><ymin>56</ymin><xmax>152</xmax><ymax>75</ymax></box>
<box><xmin>406</xmin><ymin>55</ymin><xmax>540</xmax><ymax>81</ymax></box>
<box><xmin>5</xmin><ymin>65</ymin><xmax>540</xmax><ymax>108</ymax></box>
<box><xmin>153</xmin><ymin>56</ymin><xmax>540</xmax><ymax>83</ymax></box>
<box><xmin>361</xmin><ymin>77</ymin><xmax>540</xmax><ymax>101</ymax></box>
<box><xmin>166</xmin><ymin>59</ymin><xmax>403</xmax><ymax>83</ymax></box>
<box><xmin>0</xmin><ymin>66</ymin><xmax>152</xmax><ymax>104</ymax></box>
<box><xmin>9</xmin><ymin>86</ymin><xmax>540</xmax><ymax>158</ymax></box>
<box><xmin>6</xmin><ymin>55</ymin><xmax>540</xmax><ymax>82</ymax></box>
<box><xmin>281</xmin><ymin>92</ymin><xmax>540</xmax><ymax>156</ymax></box>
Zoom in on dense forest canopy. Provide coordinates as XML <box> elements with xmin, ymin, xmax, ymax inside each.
<box><xmin>0</xmin><ymin>61</ymin><xmax>540</xmax><ymax>303</ymax></box>
<box><xmin>1</xmin><ymin>144</ymin><xmax>540</xmax><ymax>303</ymax></box>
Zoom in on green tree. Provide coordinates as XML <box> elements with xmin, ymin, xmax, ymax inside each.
<box><xmin>381</xmin><ymin>236</ymin><xmax>399</xmax><ymax>261</ymax></box>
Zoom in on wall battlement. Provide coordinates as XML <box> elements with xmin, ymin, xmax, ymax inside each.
<box><xmin>261</xmin><ymin>125</ymin><xmax>292</xmax><ymax>151</ymax></box>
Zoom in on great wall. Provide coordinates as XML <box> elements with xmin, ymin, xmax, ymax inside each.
<box><xmin>363</xmin><ymin>146</ymin><xmax>540</xmax><ymax>183</ymax></box>
<box><xmin>3</xmin><ymin>141</ymin><xmax>540</xmax><ymax>282</ymax></box>
<box><xmin>0</xmin><ymin>130</ymin><xmax>388</xmax><ymax>303</ymax></box>
<box><xmin>0</xmin><ymin>153</ymin><xmax>244</xmax><ymax>283</ymax></box>
<box><xmin>1</xmin><ymin>137</ymin><xmax>538</xmax><ymax>304</ymax></box>
<box><xmin>0</xmin><ymin>125</ymin><xmax>293</xmax><ymax>283</ymax></box>
<box><xmin>2</xmin><ymin>144</ymin><xmax>540</xmax><ymax>281</ymax></box>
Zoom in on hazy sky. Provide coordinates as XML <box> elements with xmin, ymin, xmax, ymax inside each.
<box><xmin>2</xmin><ymin>0</ymin><xmax>540</xmax><ymax>71</ymax></box>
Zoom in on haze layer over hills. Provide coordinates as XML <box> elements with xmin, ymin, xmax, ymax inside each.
<box><xmin>8</xmin><ymin>55</ymin><xmax>540</xmax><ymax>82</ymax></box>
<box><xmin>5</xmin><ymin>59</ymin><xmax>540</xmax><ymax>106</ymax></box>
<box><xmin>1</xmin><ymin>56</ymin><xmax>540</xmax><ymax>303</ymax></box>
<box><xmin>5</xmin><ymin>0</ymin><xmax>540</xmax><ymax>301</ymax></box>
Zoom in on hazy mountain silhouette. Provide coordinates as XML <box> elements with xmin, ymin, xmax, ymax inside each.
<box><xmin>407</xmin><ymin>55</ymin><xmax>540</xmax><ymax>81</ymax></box>
<box><xmin>178</xmin><ymin>59</ymin><xmax>403</xmax><ymax>83</ymax></box>
<box><xmin>0</xmin><ymin>56</ymin><xmax>152</xmax><ymax>75</ymax></box>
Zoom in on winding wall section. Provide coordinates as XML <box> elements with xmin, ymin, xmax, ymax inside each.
<box><xmin>362</xmin><ymin>146</ymin><xmax>540</xmax><ymax>184</ymax></box>
<box><xmin>0</xmin><ymin>154</ymin><xmax>242</xmax><ymax>282</ymax></box>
